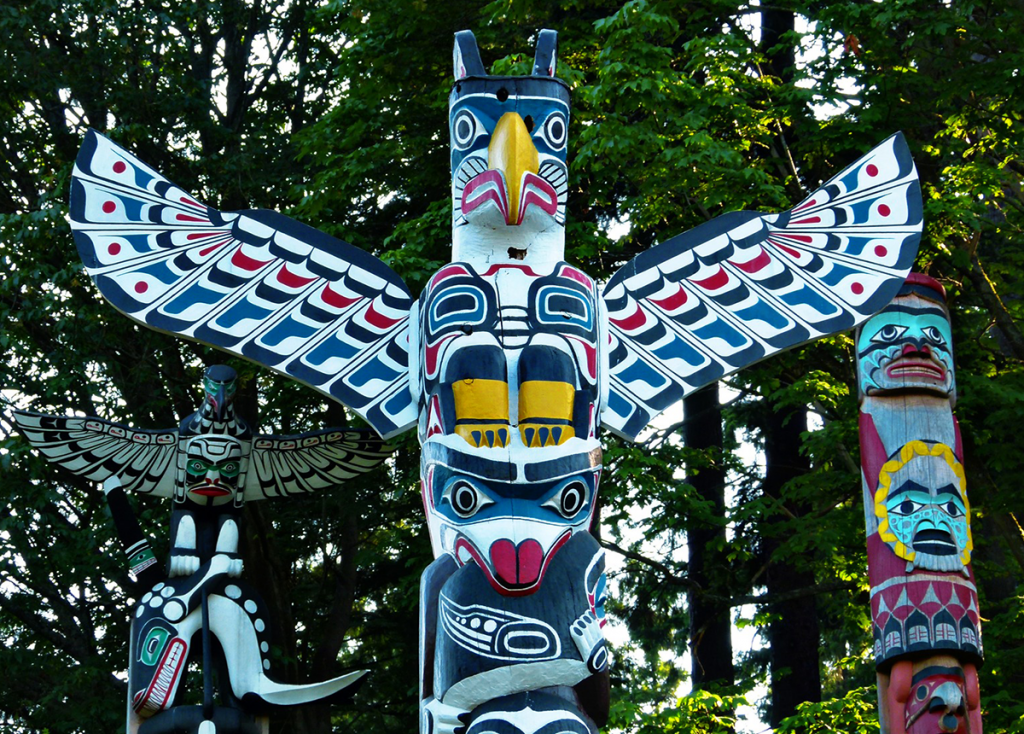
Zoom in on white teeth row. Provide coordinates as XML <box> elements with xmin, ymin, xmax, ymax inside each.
<box><xmin>151</xmin><ymin>642</ymin><xmax>183</xmax><ymax>705</ymax></box>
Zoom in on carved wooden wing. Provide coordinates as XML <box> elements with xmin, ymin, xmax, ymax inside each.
<box><xmin>244</xmin><ymin>427</ymin><xmax>393</xmax><ymax>500</ymax></box>
<box><xmin>601</xmin><ymin>133</ymin><xmax>922</xmax><ymax>440</ymax></box>
<box><xmin>12</xmin><ymin>411</ymin><xmax>179</xmax><ymax>496</ymax></box>
<box><xmin>70</xmin><ymin>131</ymin><xmax>417</xmax><ymax>439</ymax></box>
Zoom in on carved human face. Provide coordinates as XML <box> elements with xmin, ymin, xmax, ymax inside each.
<box><xmin>876</xmin><ymin>442</ymin><xmax>971</xmax><ymax>573</ymax></box>
<box><xmin>857</xmin><ymin>292</ymin><xmax>955</xmax><ymax>399</ymax></box>
<box><xmin>184</xmin><ymin>435</ymin><xmax>242</xmax><ymax>506</ymax></box>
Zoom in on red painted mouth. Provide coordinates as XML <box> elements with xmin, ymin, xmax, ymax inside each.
<box><xmin>886</xmin><ymin>358</ymin><xmax>946</xmax><ymax>381</ymax></box>
<box><xmin>453</xmin><ymin>530</ymin><xmax>572</xmax><ymax>597</ymax></box>
<box><xmin>190</xmin><ymin>483</ymin><xmax>230</xmax><ymax>497</ymax></box>
<box><xmin>133</xmin><ymin>637</ymin><xmax>187</xmax><ymax>716</ymax></box>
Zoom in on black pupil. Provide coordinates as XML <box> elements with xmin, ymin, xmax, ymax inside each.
<box><xmin>916</xmin><ymin>686</ymin><xmax>927</xmax><ymax>700</ymax></box>
<box><xmin>900</xmin><ymin>500</ymin><xmax>914</xmax><ymax>514</ymax></box>
<box><xmin>947</xmin><ymin>502</ymin><xmax>957</xmax><ymax>514</ymax></box>
<box><xmin>549</xmin><ymin>119</ymin><xmax>564</xmax><ymax>141</ymax></box>
<box><xmin>457</xmin><ymin>118</ymin><xmax>472</xmax><ymax>142</ymax></box>
<box><xmin>561</xmin><ymin>487</ymin><xmax>581</xmax><ymax>514</ymax></box>
<box><xmin>497</xmin><ymin>88</ymin><xmax>509</xmax><ymax>102</ymax></box>
<box><xmin>455</xmin><ymin>486</ymin><xmax>476</xmax><ymax>513</ymax></box>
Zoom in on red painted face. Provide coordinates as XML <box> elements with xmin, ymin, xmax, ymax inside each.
<box><xmin>905</xmin><ymin>666</ymin><xmax>969</xmax><ymax>734</ymax></box>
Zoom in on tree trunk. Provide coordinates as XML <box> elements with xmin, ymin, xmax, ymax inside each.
<box><xmin>762</xmin><ymin>405</ymin><xmax>821</xmax><ymax>728</ymax></box>
<box><xmin>684</xmin><ymin>384</ymin><xmax>735</xmax><ymax>693</ymax></box>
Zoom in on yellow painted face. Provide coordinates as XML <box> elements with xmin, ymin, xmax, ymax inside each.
<box><xmin>875</xmin><ymin>441</ymin><xmax>971</xmax><ymax>571</ymax></box>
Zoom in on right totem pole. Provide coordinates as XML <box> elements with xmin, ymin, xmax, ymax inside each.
<box><xmin>857</xmin><ymin>273</ymin><xmax>983</xmax><ymax>733</ymax></box>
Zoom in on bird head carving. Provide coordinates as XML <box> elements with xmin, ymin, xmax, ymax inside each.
<box><xmin>449</xmin><ymin>30</ymin><xmax>570</xmax><ymax>266</ymax></box>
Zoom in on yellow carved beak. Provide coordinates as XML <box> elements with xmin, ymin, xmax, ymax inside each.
<box><xmin>488</xmin><ymin>112</ymin><xmax>539</xmax><ymax>225</ymax></box>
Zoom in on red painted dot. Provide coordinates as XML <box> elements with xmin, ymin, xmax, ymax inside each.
<box><xmin>108</xmin><ymin>242</ymin><xmax>122</xmax><ymax>255</ymax></box>
<box><xmin>134</xmin><ymin>281</ymin><xmax>148</xmax><ymax>294</ymax></box>
<box><xmin>866</xmin><ymin>164</ymin><xmax>879</xmax><ymax>177</ymax></box>
<box><xmin>878</xmin><ymin>204</ymin><xmax>891</xmax><ymax>217</ymax></box>
<box><xmin>874</xmin><ymin>245</ymin><xmax>887</xmax><ymax>257</ymax></box>
<box><xmin>851</xmin><ymin>282</ymin><xmax>864</xmax><ymax>295</ymax></box>
<box><xmin>113</xmin><ymin>161</ymin><xmax>127</xmax><ymax>174</ymax></box>
<box><xmin>102</xmin><ymin>201</ymin><xmax>116</xmax><ymax>213</ymax></box>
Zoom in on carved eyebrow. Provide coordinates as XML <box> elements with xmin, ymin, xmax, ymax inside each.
<box><xmin>872</xmin><ymin>305</ymin><xmax>948</xmax><ymax>319</ymax></box>
<box><xmin>887</xmin><ymin>479</ymin><xmax>931</xmax><ymax>498</ymax></box>
<box><xmin>935</xmin><ymin>484</ymin><xmax>962</xmax><ymax>499</ymax></box>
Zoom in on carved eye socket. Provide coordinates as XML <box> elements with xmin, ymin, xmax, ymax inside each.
<box><xmin>536</xmin><ymin>111</ymin><xmax>568</xmax><ymax>151</ymax></box>
<box><xmin>442</xmin><ymin>481</ymin><xmax>495</xmax><ymax>519</ymax></box>
<box><xmin>188</xmin><ymin>459</ymin><xmax>207</xmax><ymax>473</ymax></box>
<box><xmin>872</xmin><ymin>324</ymin><xmax>908</xmax><ymax>343</ymax></box>
<box><xmin>922</xmin><ymin>326</ymin><xmax>945</xmax><ymax>343</ymax></box>
<box><xmin>543</xmin><ymin>481</ymin><xmax>589</xmax><ymax>519</ymax></box>
<box><xmin>892</xmin><ymin>498</ymin><xmax>924</xmax><ymax>516</ymax></box>
<box><xmin>916</xmin><ymin>685</ymin><xmax>928</xmax><ymax>701</ymax></box>
<box><xmin>452</xmin><ymin>109</ymin><xmax>484</xmax><ymax>150</ymax></box>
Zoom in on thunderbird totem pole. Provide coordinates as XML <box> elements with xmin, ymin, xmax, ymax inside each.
<box><xmin>24</xmin><ymin>26</ymin><xmax>926</xmax><ymax>734</ymax></box>
<box><xmin>14</xmin><ymin>366</ymin><xmax>390</xmax><ymax>733</ymax></box>
<box><xmin>857</xmin><ymin>274</ymin><xmax>983</xmax><ymax>734</ymax></box>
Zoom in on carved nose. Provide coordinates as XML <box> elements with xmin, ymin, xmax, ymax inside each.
<box><xmin>490</xmin><ymin>539</ymin><xmax>543</xmax><ymax>586</ymax></box>
<box><xmin>902</xmin><ymin>343</ymin><xmax>930</xmax><ymax>356</ymax></box>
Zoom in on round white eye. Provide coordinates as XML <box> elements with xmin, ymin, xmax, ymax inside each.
<box><xmin>544</xmin><ymin>481</ymin><xmax>588</xmax><ymax>518</ymax></box>
<box><xmin>539</xmin><ymin>112</ymin><xmax>568</xmax><ymax>150</ymax></box>
<box><xmin>452</xmin><ymin>109</ymin><xmax>481</xmax><ymax>150</ymax></box>
<box><xmin>451</xmin><ymin>482</ymin><xmax>480</xmax><ymax>517</ymax></box>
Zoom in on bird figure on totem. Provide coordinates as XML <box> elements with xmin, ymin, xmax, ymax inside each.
<box><xmin>13</xmin><ymin>365</ymin><xmax>390</xmax><ymax>734</ymax></box>
<box><xmin>61</xmin><ymin>28</ymin><xmax>922</xmax><ymax>734</ymax></box>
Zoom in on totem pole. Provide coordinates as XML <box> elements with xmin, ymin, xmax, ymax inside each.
<box><xmin>857</xmin><ymin>274</ymin><xmax>983</xmax><ymax>733</ymax></box>
<box><xmin>58</xmin><ymin>28</ymin><xmax>923</xmax><ymax>734</ymax></box>
<box><xmin>14</xmin><ymin>365</ymin><xmax>390</xmax><ymax>734</ymax></box>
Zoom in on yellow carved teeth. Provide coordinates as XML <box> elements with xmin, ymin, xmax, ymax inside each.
<box><xmin>456</xmin><ymin>424</ymin><xmax>511</xmax><ymax>448</ymax></box>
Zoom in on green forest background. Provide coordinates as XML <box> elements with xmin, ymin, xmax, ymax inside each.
<box><xmin>0</xmin><ymin>0</ymin><xmax>1021</xmax><ymax>732</ymax></box>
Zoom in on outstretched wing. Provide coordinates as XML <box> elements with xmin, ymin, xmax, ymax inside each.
<box><xmin>69</xmin><ymin>131</ymin><xmax>416</xmax><ymax>439</ymax></box>
<box><xmin>12</xmin><ymin>411</ymin><xmax>178</xmax><ymax>496</ymax></box>
<box><xmin>245</xmin><ymin>427</ymin><xmax>393</xmax><ymax>501</ymax></box>
<box><xmin>602</xmin><ymin>132</ymin><xmax>922</xmax><ymax>440</ymax></box>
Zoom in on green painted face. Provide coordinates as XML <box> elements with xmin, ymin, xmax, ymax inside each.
<box><xmin>183</xmin><ymin>436</ymin><xmax>242</xmax><ymax>505</ymax></box>
<box><xmin>857</xmin><ymin>293</ymin><xmax>955</xmax><ymax>398</ymax></box>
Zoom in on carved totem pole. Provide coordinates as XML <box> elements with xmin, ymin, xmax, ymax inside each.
<box><xmin>14</xmin><ymin>365</ymin><xmax>390</xmax><ymax>733</ymax></box>
<box><xmin>52</xmin><ymin>28</ymin><xmax>924</xmax><ymax>734</ymax></box>
<box><xmin>857</xmin><ymin>274</ymin><xmax>983</xmax><ymax>733</ymax></box>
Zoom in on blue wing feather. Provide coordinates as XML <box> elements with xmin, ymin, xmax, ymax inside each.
<box><xmin>601</xmin><ymin>132</ymin><xmax>923</xmax><ymax>440</ymax></box>
<box><xmin>70</xmin><ymin>131</ymin><xmax>416</xmax><ymax>439</ymax></box>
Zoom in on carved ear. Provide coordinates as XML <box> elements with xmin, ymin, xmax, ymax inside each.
<box><xmin>532</xmin><ymin>29</ymin><xmax>558</xmax><ymax>77</ymax></box>
<box><xmin>453</xmin><ymin>30</ymin><xmax>485</xmax><ymax>80</ymax></box>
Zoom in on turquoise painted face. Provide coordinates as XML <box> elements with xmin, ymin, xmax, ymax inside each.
<box><xmin>876</xmin><ymin>444</ymin><xmax>972</xmax><ymax>573</ymax></box>
<box><xmin>857</xmin><ymin>293</ymin><xmax>955</xmax><ymax>398</ymax></box>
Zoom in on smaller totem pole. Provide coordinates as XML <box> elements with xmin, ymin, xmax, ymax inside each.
<box><xmin>14</xmin><ymin>365</ymin><xmax>391</xmax><ymax>734</ymax></box>
<box><xmin>857</xmin><ymin>274</ymin><xmax>983</xmax><ymax>733</ymax></box>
